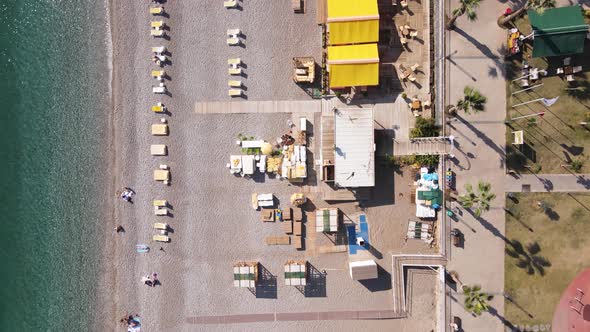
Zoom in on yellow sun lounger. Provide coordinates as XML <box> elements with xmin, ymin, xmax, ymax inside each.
<box><xmin>154</xmin><ymin>223</ymin><xmax>168</xmax><ymax>230</ymax></box>
<box><xmin>153</xmin><ymin>200</ymin><xmax>168</xmax><ymax>207</ymax></box>
<box><xmin>150</xmin><ymin>7</ymin><xmax>164</xmax><ymax>15</ymax></box>
<box><xmin>150</xmin><ymin>144</ymin><xmax>167</xmax><ymax>156</ymax></box>
<box><xmin>151</xmin><ymin>124</ymin><xmax>168</xmax><ymax>136</ymax></box>
<box><xmin>228</xmin><ymin>68</ymin><xmax>243</xmax><ymax>75</ymax></box>
<box><xmin>153</xmin><ymin>235</ymin><xmax>170</xmax><ymax>242</ymax></box>
<box><xmin>228</xmin><ymin>80</ymin><xmax>242</xmax><ymax>87</ymax></box>
<box><xmin>229</xmin><ymin>89</ymin><xmax>243</xmax><ymax>97</ymax></box>
<box><xmin>227</xmin><ymin>37</ymin><xmax>240</xmax><ymax>46</ymax></box>
<box><xmin>151</xmin><ymin>21</ymin><xmax>164</xmax><ymax>28</ymax></box>
<box><xmin>152</xmin><ymin>105</ymin><xmax>164</xmax><ymax>113</ymax></box>
<box><xmin>151</xmin><ymin>70</ymin><xmax>165</xmax><ymax>78</ymax></box>
<box><xmin>151</xmin><ymin>29</ymin><xmax>164</xmax><ymax>37</ymax></box>
<box><xmin>228</xmin><ymin>58</ymin><xmax>241</xmax><ymax>66</ymax></box>
<box><xmin>154</xmin><ymin>169</ymin><xmax>170</xmax><ymax>181</ymax></box>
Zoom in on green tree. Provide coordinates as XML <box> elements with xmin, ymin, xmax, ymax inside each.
<box><xmin>458</xmin><ymin>182</ymin><xmax>496</xmax><ymax>217</ymax></box>
<box><xmin>456</xmin><ymin>86</ymin><xmax>487</xmax><ymax>114</ymax></box>
<box><xmin>447</xmin><ymin>0</ymin><xmax>483</xmax><ymax>29</ymax></box>
<box><xmin>506</xmin><ymin>240</ymin><xmax>551</xmax><ymax>275</ymax></box>
<box><xmin>463</xmin><ymin>285</ymin><xmax>493</xmax><ymax>316</ymax></box>
<box><xmin>498</xmin><ymin>0</ymin><xmax>555</xmax><ymax>27</ymax></box>
<box><xmin>410</xmin><ymin>117</ymin><xmax>439</xmax><ymax>138</ymax></box>
<box><xmin>571</xmin><ymin>158</ymin><xmax>584</xmax><ymax>173</ymax></box>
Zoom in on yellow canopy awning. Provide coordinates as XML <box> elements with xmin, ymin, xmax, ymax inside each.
<box><xmin>327</xmin><ymin>44</ymin><xmax>379</xmax><ymax>88</ymax></box>
<box><xmin>327</xmin><ymin>0</ymin><xmax>378</xmax><ymax>21</ymax></box>
<box><xmin>328</xmin><ymin>20</ymin><xmax>379</xmax><ymax>45</ymax></box>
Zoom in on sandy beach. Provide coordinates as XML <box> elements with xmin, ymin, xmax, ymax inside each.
<box><xmin>106</xmin><ymin>1</ymin><xmax>438</xmax><ymax>331</ymax></box>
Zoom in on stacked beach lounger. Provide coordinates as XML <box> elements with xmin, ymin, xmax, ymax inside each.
<box><xmin>284</xmin><ymin>261</ymin><xmax>307</xmax><ymax>286</ymax></box>
<box><xmin>315</xmin><ymin>208</ymin><xmax>338</xmax><ymax>233</ymax></box>
<box><xmin>233</xmin><ymin>262</ymin><xmax>258</xmax><ymax>288</ymax></box>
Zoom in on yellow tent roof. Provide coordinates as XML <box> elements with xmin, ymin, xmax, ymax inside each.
<box><xmin>328</xmin><ymin>44</ymin><xmax>379</xmax><ymax>88</ymax></box>
<box><xmin>327</xmin><ymin>0</ymin><xmax>379</xmax><ymax>21</ymax></box>
<box><xmin>328</xmin><ymin>20</ymin><xmax>379</xmax><ymax>45</ymax></box>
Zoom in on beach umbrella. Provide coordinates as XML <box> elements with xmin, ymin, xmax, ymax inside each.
<box><xmin>261</xmin><ymin>142</ymin><xmax>273</xmax><ymax>155</ymax></box>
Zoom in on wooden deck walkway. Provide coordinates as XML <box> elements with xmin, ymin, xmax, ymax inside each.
<box><xmin>393</xmin><ymin>137</ymin><xmax>452</xmax><ymax>156</ymax></box>
<box><xmin>194</xmin><ymin>100</ymin><xmax>322</xmax><ymax>114</ymax></box>
<box><xmin>186</xmin><ymin>309</ymin><xmax>406</xmax><ymax>324</ymax></box>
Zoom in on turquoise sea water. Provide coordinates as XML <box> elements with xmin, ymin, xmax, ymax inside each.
<box><xmin>0</xmin><ymin>1</ymin><xmax>110</xmax><ymax>330</ymax></box>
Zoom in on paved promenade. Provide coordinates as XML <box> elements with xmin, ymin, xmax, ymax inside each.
<box><xmin>444</xmin><ymin>0</ymin><xmax>508</xmax><ymax>330</ymax></box>
<box><xmin>506</xmin><ymin>174</ymin><xmax>590</xmax><ymax>192</ymax></box>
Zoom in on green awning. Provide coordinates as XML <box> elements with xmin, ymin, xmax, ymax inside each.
<box><xmin>528</xmin><ymin>6</ymin><xmax>589</xmax><ymax>58</ymax></box>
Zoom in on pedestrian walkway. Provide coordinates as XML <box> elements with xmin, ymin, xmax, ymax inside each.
<box><xmin>505</xmin><ymin>174</ymin><xmax>590</xmax><ymax>192</ymax></box>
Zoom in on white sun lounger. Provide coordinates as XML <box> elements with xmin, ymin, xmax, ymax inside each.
<box><xmin>228</xmin><ymin>58</ymin><xmax>241</xmax><ymax>66</ymax></box>
<box><xmin>227</xmin><ymin>28</ymin><xmax>241</xmax><ymax>37</ymax></box>
<box><xmin>154</xmin><ymin>207</ymin><xmax>169</xmax><ymax>216</ymax></box>
<box><xmin>229</xmin><ymin>89</ymin><xmax>243</xmax><ymax>97</ymax></box>
<box><xmin>224</xmin><ymin>0</ymin><xmax>237</xmax><ymax>8</ymax></box>
<box><xmin>228</xmin><ymin>68</ymin><xmax>243</xmax><ymax>75</ymax></box>
<box><xmin>151</xmin><ymin>124</ymin><xmax>168</xmax><ymax>136</ymax></box>
<box><xmin>150</xmin><ymin>144</ymin><xmax>167</xmax><ymax>156</ymax></box>
<box><xmin>228</xmin><ymin>80</ymin><xmax>242</xmax><ymax>87</ymax></box>
<box><xmin>227</xmin><ymin>37</ymin><xmax>240</xmax><ymax>46</ymax></box>
<box><xmin>152</xmin><ymin>46</ymin><xmax>166</xmax><ymax>54</ymax></box>
<box><xmin>153</xmin><ymin>83</ymin><xmax>167</xmax><ymax>93</ymax></box>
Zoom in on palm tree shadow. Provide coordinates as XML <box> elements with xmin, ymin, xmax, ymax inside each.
<box><xmin>453</xmin><ymin>27</ymin><xmax>508</xmax><ymax>79</ymax></box>
<box><xmin>455</xmin><ymin>114</ymin><xmax>506</xmax><ymax>162</ymax></box>
<box><xmin>488</xmin><ymin>306</ymin><xmax>516</xmax><ymax>329</ymax></box>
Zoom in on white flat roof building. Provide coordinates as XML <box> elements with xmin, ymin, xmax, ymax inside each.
<box><xmin>334</xmin><ymin>108</ymin><xmax>375</xmax><ymax>187</ymax></box>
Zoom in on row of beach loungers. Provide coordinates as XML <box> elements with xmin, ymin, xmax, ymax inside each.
<box><xmin>151</xmin><ymin>5</ymin><xmax>171</xmax><ymax>243</ymax></box>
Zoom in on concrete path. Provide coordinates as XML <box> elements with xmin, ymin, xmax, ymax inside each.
<box><xmin>506</xmin><ymin>174</ymin><xmax>590</xmax><ymax>192</ymax></box>
<box><xmin>443</xmin><ymin>0</ymin><xmax>508</xmax><ymax>331</ymax></box>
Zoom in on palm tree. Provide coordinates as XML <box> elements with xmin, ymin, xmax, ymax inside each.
<box><xmin>506</xmin><ymin>240</ymin><xmax>551</xmax><ymax>275</ymax></box>
<box><xmin>497</xmin><ymin>0</ymin><xmax>555</xmax><ymax>27</ymax></box>
<box><xmin>463</xmin><ymin>285</ymin><xmax>493</xmax><ymax>315</ymax></box>
<box><xmin>458</xmin><ymin>182</ymin><xmax>496</xmax><ymax>217</ymax></box>
<box><xmin>456</xmin><ymin>86</ymin><xmax>487</xmax><ymax>114</ymax></box>
<box><xmin>447</xmin><ymin>0</ymin><xmax>483</xmax><ymax>29</ymax></box>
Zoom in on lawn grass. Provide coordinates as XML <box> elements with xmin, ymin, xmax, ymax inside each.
<box><xmin>505</xmin><ymin>15</ymin><xmax>590</xmax><ymax>174</ymax></box>
<box><xmin>504</xmin><ymin>193</ymin><xmax>590</xmax><ymax>325</ymax></box>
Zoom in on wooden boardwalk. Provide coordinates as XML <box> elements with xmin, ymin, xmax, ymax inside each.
<box><xmin>186</xmin><ymin>309</ymin><xmax>406</xmax><ymax>324</ymax></box>
<box><xmin>194</xmin><ymin>100</ymin><xmax>322</xmax><ymax>114</ymax></box>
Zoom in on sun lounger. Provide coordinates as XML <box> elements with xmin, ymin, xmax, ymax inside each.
<box><xmin>227</xmin><ymin>29</ymin><xmax>241</xmax><ymax>36</ymax></box>
<box><xmin>294</xmin><ymin>221</ymin><xmax>302</xmax><ymax>236</ymax></box>
<box><xmin>154</xmin><ymin>207</ymin><xmax>169</xmax><ymax>216</ymax></box>
<box><xmin>400</xmin><ymin>0</ymin><xmax>408</xmax><ymax>7</ymax></box>
<box><xmin>151</xmin><ymin>29</ymin><xmax>165</xmax><ymax>37</ymax></box>
<box><xmin>261</xmin><ymin>208</ymin><xmax>274</xmax><ymax>222</ymax></box>
<box><xmin>152</xmin><ymin>46</ymin><xmax>166</xmax><ymax>54</ymax></box>
<box><xmin>228</xmin><ymin>58</ymin><xmax>241</xmax><ymax>66</ymax></box>
<box><xmin>224</xmin><ymin>0</ymin><xmax>237</xmax><ymax>8</ymax></box>
<box><xmin>149</xmin><ymin>7</ymin><xmax>164</xmax><ymax>15</ymax></box>
<box><xmin>153</xmin><ymin>235</ymin><xmax>170</xmax><ymax>242</ymax></box>
<box><xmin>152</xmin><ymin>102</ymin><xmax>166</xmax><ymax>112</ymax></box>
<box><xmin>409</xmin><ymin>31</ymin><xmax>418</xmax><ymax>38</ymax></box>
<box><xmin>283</xmin><ymin>220</ymin><xmax>293</xmax><ymax>234</ymax></box>
<box><xmin>564</xmin><ymin>57</ymin><xmax>571</xmax><ymax>66</ymax></box>
<box><xmin>153</xmin><ymin>84</ymin><xmax>166</xmax><ymax>93</ymax></box>
<box><xmin>150</xmin><ymin>144</ymin><xmax>167</xmax><ymax>156</ymax></box>
<box><xmin>265</xmin><ymin>236</ymin><xmax>291</xmax><ymax>245</ymax></box>
<box><xmin>228</xmin><ymin>80</ymin><xmax>242</xmax><ymax>87</ymax></box>
<box><xmin>154</xmin><ymin>223</ymin><xmax>168</xmax><ymax>230</ymax></box>
<box><xmin>408</xmin><ymin>74</ymin><xmax>417</xmax><ymax>82</ymax></box>
<box><xmin>573</xmin><ymin>66</ymin><xmax>583</xmax><ymax>74</ymax></box>
<box><xmin>151</xmin><ymin>21</ymin><xmax>164</xmax><ymax>29</ymax></box>
<box><xmin>229</xmin><ymin>89</ymin><xmax>243</xmax><ymax>97</ymax></box>
<box><xmin>154</xmin><ymin>169</ymin><xmax>170</xmax><ymax>181</ymax></box>
<box><xmin>567</xmin><ymin>74</ymin><xmax>575</xmax><ymax>82</ymax></box>
<box><xmin>227</xmin><ymin>37</ymin><xmax>240</xmax><ymax>46</ymax></box>
<box><xmin>151</xmin><ymin>70</ymin><xmax>165</xmax><ymax>78</ymax></box>
<box><xmin>410</xmin><ymin>63</ymin><xmax>420</xmax><ymax>72</ymax></box>
<box><xmin>400</xmin><ymin>37</ymin><xmax>408</xmax><ymax>45</ymax></box>
<box><xmin>153</xmin><ymin>200</ymin><xmax>168</xmax><ymax>207</ymax></box>
<box><xmin>228</xmin><ymin>68</ymin><xmax>243</xmax><ymax>75</ymax></box>
<box><xmin>151</xmin><ymin>124</ymin><xmax>168</xmax><ymax>136</ymax></box>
